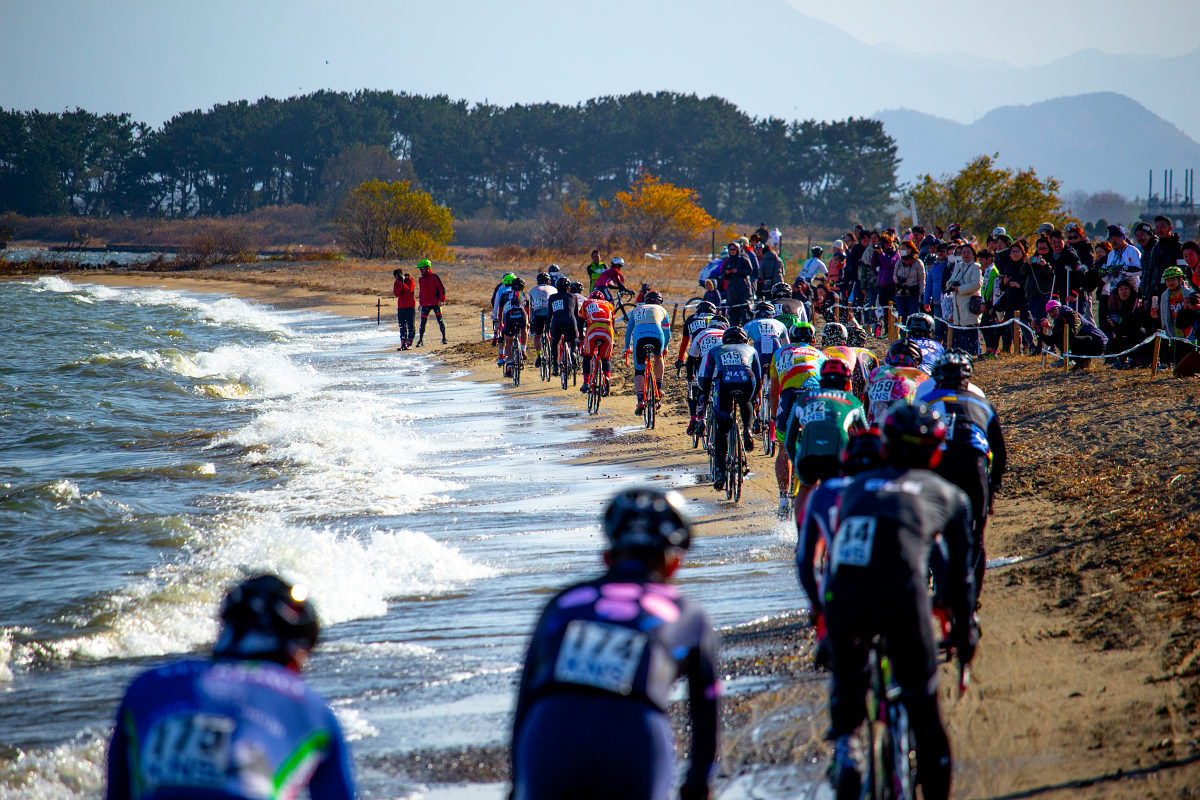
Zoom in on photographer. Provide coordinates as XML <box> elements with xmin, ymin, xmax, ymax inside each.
<box><xmin>1022</xmin><ymin>238</ymin><xmax>1056</xmax><ymax>352</ymax></box>
<box><xmin>946</xmin><ymin>242</ymin><xmax>983</xmax><ymax>355</ymax></box>
<box><xmin>392</xmin><ymin>268</ymin><xmax>417</xmax><ymax>350</ymax></box>
<box><xmin>1104</xmin><ymin>279</ymin><xmax>1154</xmax><ymax>368</ymax></box>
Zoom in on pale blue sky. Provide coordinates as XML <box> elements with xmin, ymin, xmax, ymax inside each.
<box><xmin>2</xmin><ymin>0</ymin><xmax>1197</xmax><ymax>132</ymax></box>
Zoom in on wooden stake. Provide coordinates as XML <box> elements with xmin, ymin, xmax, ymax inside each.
<box><xmin>1012</xmin><ymin>317</ymin><xmax>1020</xmax><ymax>355</ymax></box>
<box><xmin>1152</xmin><ymin>334</ymin><xmax>1162</xmax><ymax>377</ymax></box>
<box><xmin>1063</xmin><ymin>324</ymin><xmax>1070</xmax><ymax>373</ymax></box>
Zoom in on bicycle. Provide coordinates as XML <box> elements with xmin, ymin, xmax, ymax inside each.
<box><xmin>642</xmin><ymin>343</ymin><xmax>660</xmax><ymax>430</ymax></box>
<box><xmin>609</xmin><ymin>287</ymin><xmax>637</xmax><ymax>326</ymax></box>
<box><xmin>725</xmin><ymin>391</ymin><xmax>747</xmax><ymax>502</ymax></box>
<box><xmin>759</xmin><ymin>382</ymin><xmax>776</xmax><ymax>457</ymax></box>
<box><xmin>510</xmin><ymin>341</ymin><xmax>523</xmax><ymax>387</ymax></box>
<box><xmin>539</xmin><ymin>335</ymin><xmax>552</xmax><ymax>382</ymax></box>
<box><xmin>586</xmin><ymin>354</ymin><xmax>604</xmax><ymax>415</ymax></box>
<box><xmin>559</xmin><ymin>342</ymin><xmax>578</xmax><ymax>391</ymax></box>
<box><xmin>703</xmin><ymin>399</ymin><xmax>718</xmax><ymax>483</ymax></box>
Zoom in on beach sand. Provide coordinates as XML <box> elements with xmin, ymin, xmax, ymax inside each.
<box><xmin>63</xmin><ymin>261</ymin><xmax>1200</xmax><ymax>798</ymax></box>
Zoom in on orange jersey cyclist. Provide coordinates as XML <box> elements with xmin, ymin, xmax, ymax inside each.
<box><xmin>579</xmin><ymin>291</ymin><xmax>616</xmax><ymax>395</ymax></box>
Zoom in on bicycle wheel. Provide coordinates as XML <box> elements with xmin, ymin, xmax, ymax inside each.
<box><xmin>512</xmin><ymin>348</ymin><xmax>522</xmax><ymax>387</ymax></box>
<box><xmin>588</xmin><ymin>362</ymin><xmax>602</xmax><ymax>415</ymax></box>
<box><xmin>540</xmin><ymin>339</ymin><xmax>551</xmax><ymax>382</ymax></box>
<box><xmin>560</xmin><ymin>355</ymin><xmax>569</xmax><ymax>390</ymax></box>
<box><xmin>867</xmin><ymin>719</ymin><xmax>895</xmax><ymax>800</ymax></box>
<box><xmin>726</xmin><ymin>405</ymin><xmax>741</xmax><ymax>502</ymax></box>
<box><xmin>643</xmin><ymin>348</ymin><xmax>657</xmax><ymax>429</ymax></box>
<box><xmin>760</xmin><ymin>387</ymin><xmax>774</xmax><ymax>456</ymax></box>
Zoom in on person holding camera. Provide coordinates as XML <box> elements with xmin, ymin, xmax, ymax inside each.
<box><xmin>393</xmin><ymin>268</ymin><xmax>417</xmax><ymax>350</ymax></box>
<box><xmin>1151</xmin><ymin>265</ymin><xmax>1200</xmax><ymax>369</ymax></box>
<box><xmin>1022</xmin><ymin>238</ymin><xmax>1056</xmax><ymax>353</ymax></box>
<box><xmin>945</xmin><ymin>242</ymin><xmax>983</xmax><ymax>355</ymax></box>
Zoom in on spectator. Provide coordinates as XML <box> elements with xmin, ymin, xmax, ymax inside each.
<box><xmin>999</xmin><ymin>240</ymin><xmax>1031</xmax><ymax>351</ymax></box>
<box><xmin>721</xmin><ymin>241</ymin><xmax>756</xmax><ymax>325</ymax></box>
<box><xmin>416</xmin><ymin>260</ymin><xmax>447</xmax><ymax>346</ymax></box>
<box><xmin>1133</xmin><ymin>222</ymin><xmax>1158</xmax><ymax>281</ymax></box>
<box><xmin>1047</xmin><ymin>229</ymin><xmax>1090</xmax><ymax>322</ymax></box>
<box><xmin>1182</xmin><ymin>239</ymin><xmax>1200</xmax><ymax>289</ymax></box>
<box><xmin>1151</xmin><ymin>265</ymin><xmax>1200</xmax><ymax>365</ymax></box>
<box><xmin>759</xmin><ymin>243</ymin><xmax>786</xmax><ymax>296</ymax></box>
<box><xmin>755</xmin><ymin>221</ymin><xmax>770</xmax><ymax>242</ymax></box>
<box><xmin>825</xmin><ymin>251</ymin><xmax>845</xmax><ymax>289</ymax></box>
<box><xmin>978</xmin><ymin>249</ymin><xmax>1004</xmax><ymax>355</ymax></box>
<box><xmin>844</xmin><ymin>230</ymin><xmax>869</xmax><ymax>304</ymax></box>
<box><xmin>1041</xmin><ymin>300</ymin><xmax>1107</xmax><ymax>368</ymax></box>
<box><xmin>585</xmin><ymin>249</ymin><xmax>607</xmax><ymax>291</ymax></box>
<box><xmin>1104</xmin><ymin>279</ymin><xmax>1154</xmax><ymax>368</ymax></box>
<box><xmin>1146</xmin><ymin>216</ymin><xmax>1184</xmax><ymax>299</ymax></box>
<box><xmin>739</xmin><ymin>235</ymin><xmax>759</xmax><ymax>275</ymax></box>
<box><xmin>947</xmin><ymin>242</ymin><xmax>983</xmax><ymax>354</ymax></box>
<box><xmin>1022</xmin><ymin>238</ymin><xmax>1055</xmax><ymax>353</ymax></box>
<box><xmin>702</xmin><ymin>278</ymin><xmax>723</xmax><ymax>309</ymax></box>
<box><xmin>392</xmin><ymin>268</ymin><xmax>417</xmax><ymax>350</ymax></box>
<box><xmin>1102</xmin><ymin>224</ymin><xmax>1142</xmax><ymax>300</ymax></box>
<box><xmin>923</xmin><ymin>241</ymin><xmax>950</xmax><ymax>329</ymax></box>
<box><xmin>893</xmin><ymin>240</ymin><xmax>925</xmax><ymax>321</ymax></box>
<box><xmin>873</xmin><ymin>231</ymin><xmax>900</xmax><ymax>313</ymax></box>
<box><xmin>859</xmin><ymin>232</ymin><xmax>880</xmax><ymax>321</ymax></box>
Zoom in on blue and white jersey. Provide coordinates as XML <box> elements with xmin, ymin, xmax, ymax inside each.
<box><xmin>743</xmin><ymin>318</ymin><xmax>790</xmax><ymax>365</ymax></box>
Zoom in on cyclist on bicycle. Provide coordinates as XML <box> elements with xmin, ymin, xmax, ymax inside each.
<box><xmin>697</xmin><ymin>326</ymin><xmax>762</xmax><ymax>491</ymax></box>
<box><xmin>820</xmin><ymin>322</ymin><xmax>880</xmax><ymax>401</ymax></box>
<box><xmin>595</xmin><ymin>256</ymin><xmax>629</xmax><ymax>304</ymax></box>
<box><xmin>569</xmin><ymin>281</ymin><xmax>588</xmax><ymax>342</ymax></box>
<box><xmin>822</xmin><ymin>404</ymin><xmax>978</xmax><ymax>800</ymax></box>
<box><xmin>502</xmin><ymin>278</ymin><xmax>530</xmax><ymax>378</ymax></box>
<box><xmin>796</xmin><ymin>427</ymin><xmax>884</xmax><ymax>666</ymax></box>
<box><xmin>579</xmin><ymin>290</ymin><xmax>616</xmax><ymax>396</ymax></box>
<box><xmin>744</xmin><ymin>301</ymin><xmax>790</xmax><ymax>441</ymax></box>
<box><xmin>769</xmin><ymin>322</ymin><xmax>827</xmax><ymax>517</ymax></box>
<box><xmin>492</xmin><ymin>272</ymin><xmax>517</xmax><ymax>365</ymax></box>
<box><xmin>918</xmin><ymin>350</ymin><xmax>1007</xmax><ymax>592</ymax></box>
<box><xmin>783</xmin><ymin>358</ymin><xmax>867</xmax><ymax>514</ymax></box>
<box><xmin>511</xmin><ymin>488</ymin><xmax>718</xmax><ymax>800</ymax></box>
<box><xmin>528</xmin><ymin>272</ymin><xmax>556</xmax><ymax>368</ymax></box>
<box><xmin>106</xmin><ymin>574</ymin><xmax>355</xmax><ymax>800</ymax></box>
<box><xmin>548</xmin><ymin>276</ymin><xmax>582</xmax><ymax>378</ymax></box>
<box><xmin>771</xmin><ymin>282</ymin><xmax>810</xmax><ymax>323</ymax></box>
<box><xmin>865</xmin><ymin>338</ymin><xmax>930</xmax><ymax>424</ymax></box>
<box><xmin>683</xmin><ymin>312</ymin><xmax>730</xmax><ymax>435</ymax></box>
<box><xmin>676</xmin><ymin>300</ymin><xmax>719</xmax><ymax>365</ymax></box>
<box><xmin>904</xmin><ymin>312</ymin><xmax>945</xmax><ymax>374</ymax></box>
<box><xmin>624</xmin><ymin>291</ymin><xmax>671</xmax><ymax>416</ymax></box>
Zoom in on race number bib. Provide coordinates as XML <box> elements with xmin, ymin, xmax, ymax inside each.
<box><xmin>720</xmin><ymin>351</ymin><xmax>743</xmax><ymax>366</ymax></box>
<box><xmin>761</xmin><ymin>337</ymin><xmax>775</xmax><ymax>355</ymax></box>
<box><xmin>832</xmin><ymin>516</ymin><xmax>877</xmax><ymax>570</ymax></box>
<box><xmin>554</xmin><ymin>620</ymin><xmax>648</xmax><ymax>695</ymax></box>
<box><xmin>868</xmin><ymin>380</ymin><xmax>896</xmax><ymax>402</ymax></box>
<box><xmin>142</xmin><ymin>713</ymin><xmax>236</xmax><ymax>791</ymax></box>
<box><xmin>798</xmin><ymin>400</ymin><xmax>827</xmax><ymax>425</ymax></box>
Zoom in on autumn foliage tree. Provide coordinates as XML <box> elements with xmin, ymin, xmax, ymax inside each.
<box><xmin>906</xmin><ymin>154</ymin><xmax>1063</xmax><ymax>239</ymax></box>
<box><xmin>335</xmin><ymin>179</ymin><xmax>453</xmax><ymax>259</ymax></box>
<box><xmin>609</xmin><ymin>172</ymin><xmax>725</xmax><ymax>251</ymax></box>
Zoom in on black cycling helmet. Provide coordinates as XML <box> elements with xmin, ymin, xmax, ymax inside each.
<box><xmin>569</xmin><ymin>281</ymin><xmax>584</xmax><ymax>294</ymax></box>
<box><xmin>555</xmin><ymin>277</ymin><xmax>570</xmax><ymax>292</ymax></box>
<box><xmin>694</xmin><ymin>300</ymin><xmax>717</xmax><ymax>315</ymax></box>
<box><xmin>772</xmin><ymin>282</ymin><xmax>792</xmax><ymax>299</ymax></box>
<box><xmin>536</xmin><ymin>272</ymin><xmax>551</xmax><ymax>285</ymax></box>
<box><xmin>821</xmin><ymin>322</ymin><xmax>848</xmax><ymax>347</ymax></box>
<box><xmin>905</xmin><ymin>312</ymin><xmax>935</xmax><ymax>338</ymax></box>
<box><xmin>511</xmin><ymin>277</ymin><xmax>526</xmax><ymax>292</ymax></box>
<box><xmin>842</xmin><ymin>427</ymin><xmax>884</xmax><ymax>475</ymax></box>
<box><xmin>603</xmin><ymin>487</ymin><xmax>691</xmax><ymax>551</ymax></box>
<box><xmin>881</xmin><ymin>402</ymin><xmax>947</xmax><ymax>469</ymax></box>
<box><xmin>812</xmin><ymin>245</ymin><xmax>824</xmax><ymax>256</ymax></box>
<box><xmin>721</xmin><ymin>326</ymin><xmax>749</xmax><ymax>345</ymax></box>
<box><xmin>214</xmin><ymin>574</ymin><xmax>319</xmax><ymax>666</ymax></box>
<box><xmin>753</xmin><ymin>300</ymin><xmax>775</xmax><ymax>319</ymax></box>
<box><xmin>847</xmin><ymin>323</ymin><xmax>868</xmax><ymax>348</ymax></box>
<box><xmin>931</xmin><ymin>348</ymin><xmax>974</xmax><ymax>388</ymax></box>
<box><xmin>790</xmin><ymin>321</ymin><xmax>815</xmax><ymax>344</ymax></box>
<box><xmin>819</xmin><ymin>357</ymin><xmax>852</xmax><ymax>391</ymax></box>
<box><xmin>643</xmin><ymin>291</ymin><xmax>663</xmax><ymax>305</ymax></box>
<box><xmin>548</xmin><ymin>264</ymin><xmax>561</xmax><ymax>274</ymax></box>
<box><xmin>886</xmin><ymin>338</ymin><xmax>923</xmax><ymax>368</ymax></box>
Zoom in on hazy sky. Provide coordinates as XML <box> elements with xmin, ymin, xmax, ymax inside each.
<box><xmin>2</xmin><ymin>0</ymin><xmax>1197</xmax><ymax>128</ymax></box>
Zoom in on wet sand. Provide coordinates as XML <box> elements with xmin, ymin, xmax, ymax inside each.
<box><xmin>59</xmin><ymin>262</ymin><xmax>1200</xmax><ymax>798</ymax></box>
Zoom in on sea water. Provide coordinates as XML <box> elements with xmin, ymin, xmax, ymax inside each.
<box><xmin>0</xmin><ymin>277</ymin><xmax>804</xmax><ymax>799</ymax></box>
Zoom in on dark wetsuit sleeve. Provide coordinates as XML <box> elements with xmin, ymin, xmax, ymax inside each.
<box><xmin>104</xmin><ymin>703</ymin><xmax>132</xmax><ymax>800</ymax></box>
<box><xmin>682</xmin><ymin>609</ymin><xmax>720</xmax><ymax>794</ymax></box>
<box><xmin>795</xmin><ymin>492</ymin><xmax>824</xmax><ymax>613</ymax></box>
<box><xmin>987</xmin><ymin>406</ymin><xmax>1007</xmax><ymax>491</ymax></box>
<box><xmin>943</xmin><ymin>490</ymin><xmax>978</xmax><ymax>633</ymax></box>
<box><xmin>307</xmin><ymin>709</ymin><xmax>356</xmax><ymax>800</ymax></box>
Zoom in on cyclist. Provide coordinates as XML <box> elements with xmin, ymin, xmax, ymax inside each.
<box><xmin>820</xmin><ymin>322</ymin><xmax>880</xmax><ymax>401</ymax></box>
<box><xmin>569</xmin><ymin>281</ymin><xmax>588</xmax><ymax>343</ymax></box>
<box><xmin>585</xmin><ymin>249</ymin><xmax>606</xmax><ymax>291</ymax></box>
<box><xmin>546</xmin><ymin>263</ymin><xmax>567</xmax><ymax>287</ymax></box>
<box><xmin>579</xmin><ymin>290</ymin><xmax>616</xmax><ymax>396</ymax></box>
<box><xmin>548</xmin><ymin>276</ymin><xmax>582</xmax><ymax>378</ymax></box>
<box><xmin>106</xmin><ymin>574</ymin><xmax>354</xmax><ymax>800</ymax></box>
<box><xmin>697</xmin><ymin>326</ymin><xmax>762</xmax><ymax>491</ymax></box>
<box><xmin>744</xmin><ymin>301</ymin><xmax>791</xmax><ymax>394</ymax></box>
<box><xmin>510</xmin><ymin>488</ymin><xmax>719</xmax><ymax>800</ymax></box>
<box><xmin>822</xmin><ymin>404</ymin><xmax>977</xmax><ymax>800</ymax></box>
<box><xmin>528</xmin><ymin>272</ymin><xmax>556</xmax><ymax>368</ymax></box>
<box><xmin>683</xmin><ymin>312</ymin><xmax>730</xmax><ymax>435</ymax></box>
<box><xmin>770</xmin><ymin>282</ymin><xmax>810</xmax><ymax>322</ymax></box>
<box><xmin>796</xmin><ymin>427</ymin><xmax>884</xmax><ymax>666</ymax></box>
<box><xmin>676</xmin><ymin>299</ymin><xmax>719</xmax><ymax>365</ymax></box>
<box><xmin>769</xmin><ymin>322</ymin><xmax>827</xmax><ymax>517</ymax></box>
<box><xmin>624</xmin><ymin>291</ymin><xmax>671</xmax><ymax>416</ymax></box>
<box><xmin>918</xmin><ymin>350</ymin><xmax>1007</xmax><ymax>592</ymax></box>
<box><xmin>491</xmin><ymin>272</ymin><xmax>517</xmax><ymax>364</ymax></box>
<box><xmin>783</xmin><ymin>358</ymin><xmax>867</xmax><ymax>514</ymax></box>
<box><xmin>904</xmin><ymin>312</ymin><xmax>945</xmax><ymax>374</ymax></box>
<box><xmin>864</xmin><ymin>338</ymin><xmax>930</xmax><ymax>424</ymax></box>
<box><xmin>503</xmin><ymin>278</ymin><xmax>530</xmax><ymax>378</ymax></box>
<box><xmin>595</xmin><ymin>256</ymin><xmax>629</xmax><ymax>304</ymax></box>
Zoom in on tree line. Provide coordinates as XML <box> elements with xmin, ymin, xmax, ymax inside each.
<box><xmin>0</xmin><ymin>90</ymin><xmax>898</xmax><ymax>228</ymax></box>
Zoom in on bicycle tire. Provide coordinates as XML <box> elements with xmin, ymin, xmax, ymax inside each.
<box><xmin>540</xmin><ymin>339</ymin><xmax>551</xmax><ymax>382</ymax></box>
<box><xmin>512</xmin><ymin>347</ymin><xmax>522</xmax><ymax>387</ymax></box>
<box><xmin>868</xmin><ymin>719</ymin><xmax>894</xmax><ymax>800</ymax></box>
<box><xmin>642</xmin><ymin>345</ymin><xmax>657</xmax><ymax>429</ymax></box>
<box><xmin>560</xmin><ymin>355</ymin><xmax>569</xmax><ymax>391</ymax></box>
<box><xmin>760</xmin><ymin>386</ymin><xmax>773</xmax><ymax>456</ymax></box>
<box><xmin>726</xmin><ymin>405</ymin><xmax>741</xmax><ymax>502</ymax></box>
<box><xmin>588</xmin><ymin>361</ymin><xmax>602</xmax><ymax>415</ymax></box>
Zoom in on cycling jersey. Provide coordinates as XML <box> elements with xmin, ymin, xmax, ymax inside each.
<box><xmin>581</xmin><ymin>298</ymin><xmax>615</xmax><ymax>334</ymax></box>
<box><xmin>549</xmin><ymin>290</ymin><xmax>582</xmax><ymax>324</ymax></box>
<box><xmin>594</xmin><ymin>267</ymin><xmax>626</xmax><ymax>289</ymax></box>
<box><xmin>512</xmin><ymin>562</ymin><xmax>718</xmax><ymax>800</ymax></box>
<box><xmin>697</xmin><ymin>342</ymin><xmax>761</xmax><ymax>403</ymax></box>
<box><xmin>772</xmin><ymin>297</ymin><xmax>809</xmax><ymax>323</ymax></box>
<box><xmin>771</xmin><ymin>344</ymin><xmax>826</xmax><ymax>392</ymax></box>
<box><xmin>528</xmin><ymin>284</ymin><xmax>555</xmax><ymax>316</ymax></box>
<box><xmin>909</xmin><ymin>336</ymin><xmax>945</xmax><ymax>375</ymax></box>
<box><xmin>783</xmin><ymin>388</ymin><xmax>866</xmax><ymax>472</ymax></box>
<box><xmin>503</xmin><ymin>293</ymin><xmax>529</xmax><ymax>338</ymax></box>
<box><xmin>864</xmin><ymin>365</ymin><xmax>929</xmax><ymax>425</ymax></box>
<box><xmin>678</xmin><ymin>312</ymin><xmax>721</xmax><ymax>359</ymax></box>
<box><xmin>918</xmin><ymin>387</ymin><xmax>1005</xmax><ymax>465</ymax></box>
<box><xmin>744</xmin><ymin>317</ymin><xmax>790</xmax><ymax>365</ymax></box>
<box><xmin>106</xmin><ymin>658</ymin><xmax>354</xmax><ymax>800</ymax></box>
<box><xmin>624</xmin><ymin>304</ymin><xmax>671</xmax><ymax>370</ymax></box>
<box><xmin>822</xmin><ymin>347</ymin><xmax>879</xmax><ymax>400</ymax></box>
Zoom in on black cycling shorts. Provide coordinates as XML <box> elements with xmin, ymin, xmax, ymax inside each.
<box><xmin>530</xmin><ymin>313</ymin><xmax>550</xmax><ymax>336</ymax></box>
<box><xmin>795</xmin><ymin>454</ymin><xmax>840</xmax><ymax>487</ymax></box>
<box><xmin>550</xmin><ymin>319</ymin><xmax>577</xmax><ymax>344</ymax></box>
<box><xmin>633</xmin><ymin>336</ymin><xmax>663</xmax><ymax>374</ymax></box>
<box><xmin>502</xmin><ymin>318</ymin><xmax>526</xmax><ymax>338</ymax></box>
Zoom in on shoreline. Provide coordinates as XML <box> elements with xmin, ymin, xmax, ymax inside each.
<box><xmin>51</xmin><ymin>266</ymin><xmax>1200</xmax><ymax>798</ymax></box>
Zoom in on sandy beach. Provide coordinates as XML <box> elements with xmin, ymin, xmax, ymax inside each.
<box><xmin>56</xmin><ymin>259</ymin><xmax>1200</xmax><ymax>798</ymax></box>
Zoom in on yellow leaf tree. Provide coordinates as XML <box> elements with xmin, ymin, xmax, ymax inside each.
<box><xmin>335</xmin><ymin>179</ymin><xmax>454</xmax><ymax>259</ymax></box>
<box><xmin>906</xmin><ymin>154</ymin><xmax>1063</xmax><ymax>240</ymax></box>
<box><xmin>611</xmin><ymin>171</ymin><xmax>723</xmax><ymax>251</ymax></box>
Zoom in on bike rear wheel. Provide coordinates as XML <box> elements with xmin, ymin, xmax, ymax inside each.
<box><xmin>587</xmin><ymin>362</ymin><xmax>602</xmax><ymax>415</ymax></box>
<box><xmin>726</xmin><ymin>405</ymin><xmax>743</xmax><ymax>502</ymax></box>
<box><xmin>512</xmin><ymin>347</ymin><xmax>522</xmax><ymax>387</ymax></box>
<box><xmin>540</xmin><ymin>339</ymin><xmax>551</xmax><ymax>382</ymax></box>
<box><xmin>643</xmin><ymin>346</ymin><xmax>657</xmax><ymax>429</ymax></box>
<box><xmin>560</xmin><ymin>354</ymin><xmax>569</xmax><ymax>390</ymax></box>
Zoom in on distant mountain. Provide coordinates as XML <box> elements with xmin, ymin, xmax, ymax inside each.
<box><xmin>873</xmin><ymin>93</ymin><xmax>1200</xmax><ymax>197</ymax></box>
